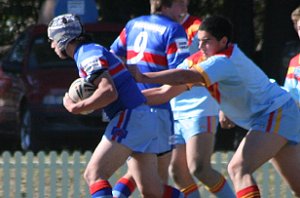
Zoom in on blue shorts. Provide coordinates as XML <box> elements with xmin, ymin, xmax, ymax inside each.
<box><xmin>103</xmin><ymin>104</ymin><xmax>159</xmax><ymax>153</ymax></box>
<box><xmin>151</xmin><ymin>108</ymin><xmax>174</xmax><ymax>154</ymax></box>
<box><xmin>251</xmin><ymin>99</ymin><xmax>300</xmax><ymax>144</ymax></box>
<box><xmin>172</xmin><ymin>115</ymin><xmax>218</xmax><ymax>145</ymax></box>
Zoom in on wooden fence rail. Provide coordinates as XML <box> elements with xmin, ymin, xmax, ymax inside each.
<box><xmin>0</xmin><ymin>151</ymin><xmax>294</xmax><ymax>198</ymax></box>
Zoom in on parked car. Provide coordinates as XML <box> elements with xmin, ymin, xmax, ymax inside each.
<box><xmin>0</xmin><ymin>22</ymin><xmax>123</xmax><ymax>151</ymax></box>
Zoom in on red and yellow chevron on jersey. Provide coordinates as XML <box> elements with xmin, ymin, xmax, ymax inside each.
<box><xmin>186</xmin><ymin>50</ymin><xmax>221</xmax><ymax>103</ymax></box>
<box><xmin>285</xmin><ymin>53</ymin><xmax>300</xmax><ymax>81</ymax></box>
<box><xmin>181</xmin><ymin>15</ymin><xmax>201</xmax><ymax>46</ymax></box>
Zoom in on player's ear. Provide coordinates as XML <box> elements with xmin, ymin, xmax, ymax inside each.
<box><xmin>220</xmin><ymin>36</ymin><xmax>228</xmax><ymax>45</ymax></box>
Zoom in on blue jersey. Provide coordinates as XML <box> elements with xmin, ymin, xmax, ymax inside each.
<box><xmin>190</xmin><ymin>44</ymin><xmax>291</xmax><ymax>129</ymax></box>
<box><xmin>111</xmin><ymin>14</ymin><xmax>190</xmax><ymax>109</ymax></box>
<box><xmin>74</xmin><ymin>43</ymin><xmax>146</xmax><ymax>119</ymax></box>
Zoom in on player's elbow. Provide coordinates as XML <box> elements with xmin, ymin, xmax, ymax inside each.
<box><xmin>104</xmin><ymin>85</ymin><xmax>118</xmax><ymax>104</ymax></box>
<box><xmin>109</xmin><ymin>89</ymin><xmax>118</xmax><ymax>102</ymax></box>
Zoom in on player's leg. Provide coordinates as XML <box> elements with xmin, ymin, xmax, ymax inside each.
<box><xmin>187</xmin><ymin>132</ymin><xmax>234</xmax><ymax>198</ymax></box>
<box><xmin>269</xmin><ymin>100</ymin><xmax>300</xmax><ymax>196</ymax></box>
<box><xmin>84</xmin><ymin>137</ymin><xmax>132</xmax><ymax>197</ymax></box>
<box><xmin>169</xmin><ymin>143</ymin><xmax>200</xmax><ymax>197</ymax></box>
<box><xmin>169</xmin><ymin>119</ymin><xmax>200</xmax><ymax>197</ymax></box>
<box><xmin>112</xmin><ymin>150</ymin><xmax>172</xmax><ymax>196</ymax></box>
<box><xmin>229</xmin><ymin>99</ymin><xmax>300</xmax><ymax>197</ymax></box>
<box><xmin>157</xmin><ymin>151</ymin><xmax>172</xmax><ymax>183</ymax></box>
<box><xmin>156</xmin><ymin>108</ymin><xmax>174</xmax><ymax>183</ymax></box>
<box><xmin>127</xmin><ymin>153</ymin><xmax>163</xmax><ymax>197</ymax></box>
<box><xmin>270</xmin><ymin>143</ymin><xmax>300</xmax><ymax>196</ymax></box>
<box><xmin>227</xmin><ymin>131</ymin><xmax>287</xmax><ymax>197</ymax></box>
<box><xmin>127</xmin><ymin>152</ymin><xmax>184</xmax><ymax>198</ymax></box>
<box><xmin>112</xmin><ymin>152</ymin><xmax>172</xmax><ymax>198</ymax></box>
<box><xmin>112</xmin><ymin>171</ymin><xmax>136</xmax><ymax>198</ymax></box>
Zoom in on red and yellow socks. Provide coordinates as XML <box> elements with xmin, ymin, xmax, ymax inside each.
<box><xmin>206</xmin><ymin>176</ymin><xmax>235</xmax><ymax>198</ymax></box>
<box><xmin>237</xmin><ymin>185</ymin><xmax>261</xmax><ymax>198</ymax></box>
<box><xmin>180</xmin><ymin>183</ymin><xmax>200</xmax><ymax>198</ymax></box>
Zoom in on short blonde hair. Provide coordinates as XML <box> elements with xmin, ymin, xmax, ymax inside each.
<box><xmin>150</xmin><ymin>0</ymin><xmax>183</xmax><ymax>14</ymax></box>
<box><xmin>291</xmin><ymin>6</ymin><xmax>300</xmax><ymax>30</ymax></box>
<box><xmin>150</xmin><ymin>0</ymin><xmax>162</xmax><ymax>14</ymax></box>
<box><xmin>292</xmin><ymin>6</ymin><xmax>300</xmax><ymax>21</ymax></box>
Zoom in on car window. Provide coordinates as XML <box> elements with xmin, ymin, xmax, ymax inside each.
<box><xmin>87</xmin><ymin>31</ymin><xmax>119</xmax><ymax>49</ymax></box>
<box><xmin>28</xmin><ymin>34</ymin><xmax>74</xmax><ymax>69</ymax></box>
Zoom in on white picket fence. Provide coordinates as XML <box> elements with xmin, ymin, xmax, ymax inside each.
<box><xmin>0</xmin><ymin>151</ymin><xmax>295</xmax><ymax>198</ymax></box>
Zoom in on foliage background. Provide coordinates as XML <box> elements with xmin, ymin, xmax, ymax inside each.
<box><xmin>0</xmin><ymin>0</ymin><xmax>300</xmax><ymax>84</ymax></box>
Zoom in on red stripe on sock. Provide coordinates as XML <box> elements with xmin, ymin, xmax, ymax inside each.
<box><xmin>237</xmin><ymin>185</ymin><xmax>261</xmax><ymax>198</ymax></box>
<box><xmin>118</xmin><ymin>177</ymin><xmax>136</xmax><ymax>192</ymax></box>
<box><xmin>184</xmin><ymin>184</ymin><xmax>199</xmax><ymax>196</ymax></box>
<box><xmin>209</xmin><ymin>177</ymin><xmax>226</xmax><ymax>193</ymax></box>
<box><xmin>162</xmin><ymin>185</ymin><xmax>173</xmax><ymax>198</ymax></box>
<box><xmin>89</xmin><ymin>180</ymin><xmax>112</xmax><ymax>194</ymax></box>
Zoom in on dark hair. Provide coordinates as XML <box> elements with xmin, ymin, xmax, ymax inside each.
<box><xmin>74</xmin><ymin>33</ymin><xmax>93</xmax><ymax>43</ymax></box>
<box><xmin>199</xmin><ymin>15</ymin><xmax>233</xmax><ymax>43</ymax></box>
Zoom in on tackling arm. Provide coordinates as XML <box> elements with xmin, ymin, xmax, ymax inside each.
<box><xmin>142</xmin><ymin>84</ymin><xmax>188</xmax><ymax>106</ymax></box>
<box><xmin>128</xmin><ymin>65</ymin><xmax>206</xmax><ymax>86</ymax></box>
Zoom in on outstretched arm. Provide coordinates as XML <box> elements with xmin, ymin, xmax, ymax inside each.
<box><xmin>128</xmin><ymin>65</ymin><xmax>206</xmax><ymax>86</ymax></box>
<box><xmin>142</xmin><ymin>85</ymin><xmax>188</xmax><ymax>106</ymax></box>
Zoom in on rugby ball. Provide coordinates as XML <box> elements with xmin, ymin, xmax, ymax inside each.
<box><xmin>68</xmin><ymin>78</ymin><xmax>96</xmax><ymax>114</ymax></box>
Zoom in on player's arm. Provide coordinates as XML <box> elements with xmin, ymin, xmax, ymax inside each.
<box><xmin>142</xmin><ymin>84</ymin><xmax>188</xmax><ymax>106</ymax></box>
<box><xmin>64</xmin><ymin>71</ymin><xmax>118</xmax><ymax>114</ymax></box>
<box><xmin>219</xmin><ymin>110</ymin><xmax>236</xmax><ymax>129</ymax></box>
<box><xmin>128</xmin><ymin>64</ymin><xmax>205</xmax><ymax>86</ymax></box>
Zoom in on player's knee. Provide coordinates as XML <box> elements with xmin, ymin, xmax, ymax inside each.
<box><xmin>228</xmin><ymin>159</ymin><xmax>239</xmax><ymax>179</ymax></box>
<box><xmin>290</xmin><ymin>186</ymin><xmax>300</xmax><ymax>197</ymax></box>
<box><xmin>83</xmin><ymin>167</ymin><xmax>106</xmax><ymax>185</ymax></box>
<box><xmin>293</xmin><ymin>191</ymin><xmax>300</xmax><ymax>197</ymax></box>
<box><xmin>189</xmin><ymin>162</ymin><xmax>206</xmax><ymax>178</ymax></box>
<box><xmin>139</xmin><ymin>186</ymin><xmax>162</xmax><ymax>198</ymax></box>
<box><xmin>227</xmin><ymin>159</ymin><xmax>251</xmax><ymax>182</ymax></box>
<box><xmin>83</xmin><ymin>169</ymin><xmax>92</xmax><ymax>185</ymax></box>
<box><xmin>169</xmin><ymin>162</ymin><xmax>182</xmax><ymax>182</ymax></box>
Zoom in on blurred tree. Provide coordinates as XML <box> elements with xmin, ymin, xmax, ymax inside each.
<box><xmin>98</xmin><ymin>0</ymin><xmax>149</xmax><ymax>22</ymax></box>
<box><xmin>0</xmin><ymin>0</ymin><xmax>42</xmax><ymax>45</ymax></box>
<box><xmin>223</xmin><ymin>0</ymin><xmax>256</xmax><ymax>58</ymax></box>
<box><xmin>261</xmin><ymin>0</ymin><xmax>300</xmax><ymax>85</ymax></box>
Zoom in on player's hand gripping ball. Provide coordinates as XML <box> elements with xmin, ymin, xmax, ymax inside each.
<box><xmin>68</xmin><ymin>78</ymin><xmax>96</xmax><ymax>115</ymax></box>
